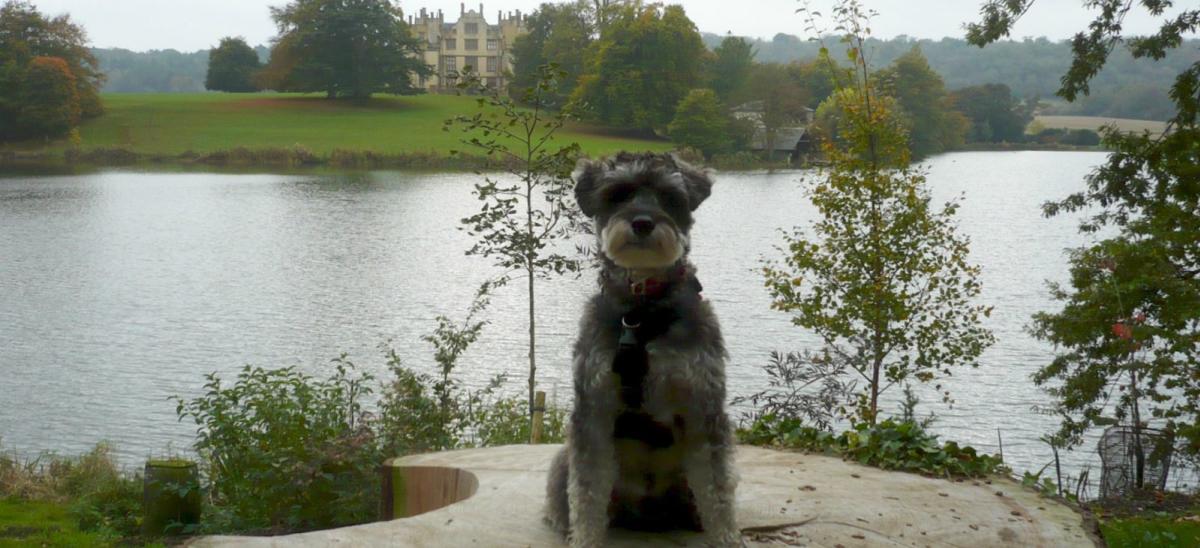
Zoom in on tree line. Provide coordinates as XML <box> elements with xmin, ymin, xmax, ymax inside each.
<box><xmin>508</xmin><ymin>1</ymin><xmax>1039</xmax><ymax>160</ymax></box>
<box><xmin>707</xmin><ymin>32</ymin><xmax>1200</xmax><ymax>122</ymax></box>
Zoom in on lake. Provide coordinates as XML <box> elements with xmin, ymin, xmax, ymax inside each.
<box><xmin>0</xmin><ymin>151</ymin><xmax>1151</xmax><ymax>490</ymax></box>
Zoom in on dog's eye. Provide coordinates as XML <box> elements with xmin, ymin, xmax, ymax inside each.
<box><xmin>659</xmin><ymin>190</ymin><xmax>686</xmax><ymax>211</ymax></box>
<box><xmin>608</xmin><ymin>185</ymin><xmax>635</xmax><ymax>204</ymax></box>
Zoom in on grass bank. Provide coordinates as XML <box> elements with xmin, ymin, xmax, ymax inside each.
<box><xmin>1</xmin><ymin>93</ymin><xmax>672</xmax><ymax>169</ymax></box>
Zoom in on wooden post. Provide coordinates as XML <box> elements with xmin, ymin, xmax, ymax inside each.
<box><xmin>530</xmin><ymin>391</ymin><xmax>546</xmax><ymax>444</ymax></box>
<box><xmin>143</xmin><ymin>459</ymin><xmax>201</xmax><ymax>536</ymax></box>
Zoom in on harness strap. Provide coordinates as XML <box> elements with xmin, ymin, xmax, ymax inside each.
<box><xmin>610</xmin><ymin>274</ymin><xmax>702</xmax><ymax>447</ymax></box>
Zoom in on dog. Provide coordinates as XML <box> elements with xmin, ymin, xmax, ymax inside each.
<box><xmin>545</xmin><ymin>152</ymin><xmax>739</xmax><ymax>547</ymax></box>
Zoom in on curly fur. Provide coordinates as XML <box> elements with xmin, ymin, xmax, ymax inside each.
<box><xmin>545</xmin><ymin>152</ymin><xmax>739</xmax><ymax>547</ymax></box>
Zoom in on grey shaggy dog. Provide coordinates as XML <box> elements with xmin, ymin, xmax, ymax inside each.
<box><xmin>545</xmin><ymin>152</ymin><xmax>740</xmax><ymax>547</ymax></box>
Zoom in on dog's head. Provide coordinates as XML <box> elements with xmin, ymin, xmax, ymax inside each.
<box><xmin>573</xmin><ymin>152</ymin><xmax>713</xmax><ymax>270</ymax></box>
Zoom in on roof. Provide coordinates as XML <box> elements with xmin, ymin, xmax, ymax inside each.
<box><xmin>751</xmin><ymin>127</ymin><xmax>810</xmax><ymax>151</ymax></box>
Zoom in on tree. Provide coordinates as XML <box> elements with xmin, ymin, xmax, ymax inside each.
<box><xmin>744</xmin><ymin>62</ymin><xmax>811</xmax><ymax>159</ymax></box>
<box><xmin>446</xmin><ymin>65</ymin><xmax>584</xmax><ymax>434</ymax></box>
<box><xmin>949</xmin><ymin>83</ymin><xmax>1030</xmax><ymax>142</ymax></box>
<box><xmin>787</xmin><ymin>58</ymin><xmax>843</xmax><ymax>109</ymax></box>
<box><xmin>0</xmin><ymin>0</ymin><xmax>102</xmax><ymax>140</ymax></box>
<box><xmin>509</xmin><ymin>1</ymin><xmax>593</xmax><ymax>105</ymax></box>
<box><xmin>970</xmin><ymin>0</ymin><xmax>1200</xmax><ymax>462</ymax></box>
<box><xmin>875</xmin><ymin>46</ymin><xmax>967</xmax><ymax>158</ymax></box>
<box><xmin>668</xmin><ymin>88</ymin><xmax>729</xmax><ymax>158</ymax></box>
<box><xmin>711</xmin><ymin>35</ymin><xmax>755</xmax><ymax>102</ymax></box>
<box><xmin>206</xmin><ymin>37</ymin><xmax>262</xmax><ymax>93</ymax></box>
<box><xmin>764</xmin><ymin>2</ymin><xmax>994</xmax><ymax>425</ymax></box>
<box><xmin>260</xmin><ymin>0</ymin><xmax>430</xmax><ymax>99</ymax></box>
<box><xmin>19</xmin><ymin>56</ymin><xmax>80</xmax><ymax>138</ymax></box>
<box><xmin>571</xmin><ymin>3</ymin><xmax>708</xmax><ymax>131</ymax></box>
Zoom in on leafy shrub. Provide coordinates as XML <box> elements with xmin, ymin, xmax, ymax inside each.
<box><xmin>174</xmin><ymin>359</ymin><xmax>381</xmax><ymax>533</ymax></box>
<box><xmin>471</xmin><ymin>395</ymin><xmax>567</xmax><ymax>446</ymax></box>
<box><xmin>739</xmin><ymin>416</ymin><xmax>1005</xmax><ymax>478</ymax></box>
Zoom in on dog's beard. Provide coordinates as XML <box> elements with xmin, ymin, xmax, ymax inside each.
<box><xmin>600</xmin><ymin>219</ymin><xmax>685</xmax><ymax>269</ymax></box>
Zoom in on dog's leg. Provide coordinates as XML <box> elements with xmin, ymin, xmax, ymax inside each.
<box><xmin>685</xmin><ymin>430</ymin><xmax>740</xmax><ymax>545</ymax></box>
<box><xmin>544</xmin><ymin>446</ymin><xmax>571</xmax><ymax>537</ymax></box>
<box><xmin>685</xmin><ymin>380</ymin><xmax>741</xmax><ymax>547</ymax></box>
<box><xmin>567</xmin><ymin>399</ymin><xmax>617</xmax><ymax>548</ymax></box>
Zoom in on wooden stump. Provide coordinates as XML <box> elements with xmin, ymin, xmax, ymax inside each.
<box><xmin>143</xmin><ymin>459</ymin><xmax>201</xmax><ymax>536</ymax></box>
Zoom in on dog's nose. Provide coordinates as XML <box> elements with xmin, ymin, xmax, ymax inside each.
<box><xmin>631</xmin><ymin>216</ymin><xmax>655</xmax><ymax>237</ymax></box>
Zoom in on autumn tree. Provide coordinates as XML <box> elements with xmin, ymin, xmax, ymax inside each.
<box><xmin>18</xmin><ymin>56</ymin><xmax>80</xmax><ymax>138</ymax></box>
<box><xmin>764</xmin><ymin>1</ymin><xmax>994</xmax><ymax>425</ymax></box>
<box><xmin>260</xmin><ymin>0</ymin><xmax>430</xmax><ymax>99</ymax></box>
<box><xmin>571</xmin><ymin>3</ymin><xmax>708</xmax><ymax>131</ymax></box>
<box><xmin>668</xmin><ymin>88</ymin><xmax>729</xmax><ymax>158</ymax></box>
<box><xmin>875</xmin><ymin>47</ymin><xmax>967</xmax><ymax>158</ymax></box>
<box><xmin>0</xmin><ymin>0</ymin><xmax>102</xmax><ymax>140</ymax></box>
<box><xmin>970</xmin><ymin>0</ymin><xmax>1200</xmax><ymax>463</ymax></box>
<box><xmin>206</xmin><ymin>37</ymin><xmax>262</xmax><ymax>93</ymax></box>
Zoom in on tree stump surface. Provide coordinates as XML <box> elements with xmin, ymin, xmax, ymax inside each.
<box><xmin>189</xmin><ymin>444</ymin><xmax>1100</xmax><ymax>547</ymax></box>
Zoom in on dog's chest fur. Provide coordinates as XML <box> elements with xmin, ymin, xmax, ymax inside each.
<box><xmin>611</xmin><ymin>347</ymin><xmax>698</xmax><ymax>499</ymax></box>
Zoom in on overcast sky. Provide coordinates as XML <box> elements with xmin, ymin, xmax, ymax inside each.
<box><xmin>28</xmin><ymin>0</ymin><xmax>1190</xmax><ymax>52</ymax></box>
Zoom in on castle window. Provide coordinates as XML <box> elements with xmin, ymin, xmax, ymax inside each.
<box><xmin>486</xmin><ymin>56</ymin><xmax>497</xmax><ymax>73</ymax></box>
<box><xmin>487</xmin><ymin>39</ymin><xmax>498</xmax><ymax>50</ymax></box>
<box><xmin>445</xmin><ymin>38</ymin><xmax>456</xmax><ymax>50</ymax></box>
<box><xmin>465</xmin><ymin>23</ymin><xmax>478</xmax><ymax>34</ymax></box>
<box><xmin>465</xmin><ymin>38</ymin><xmax>478</xmax><ymax>51</ymax></box>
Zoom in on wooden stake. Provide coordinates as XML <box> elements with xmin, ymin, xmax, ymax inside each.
<box><xmin>531</xmin><ymin>391</ymin><xmax>546</xmax><ymax>444</ymax></box>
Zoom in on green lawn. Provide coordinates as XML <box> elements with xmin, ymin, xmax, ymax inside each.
<box><xmin>5</xmin><ymin>93</ymin><xmax>671</xmax><ymax>158</ymax></box>
<box><xmin>1101</xmin><ymin>515</ymin><xmax>1200</xmax><ymax>547</ymax></box>
<box><xmin>0</xmin><ymin>498</ymin><xmax>114</xmax><ymax>547</ymax></box>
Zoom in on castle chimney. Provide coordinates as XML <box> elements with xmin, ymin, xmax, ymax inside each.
<box><xmin>461</xmin><ymin>3</ymin><xmax>465</xmax><ymax>16</ymax></box>
<box><xmin>480</xmin><ymin>4</ymin><xmax>484</xmax><ymax>16</ymax></box>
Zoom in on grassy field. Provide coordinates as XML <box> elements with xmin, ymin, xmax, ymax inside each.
<box><xmin>1035</xmin><ymin>115</ymin><xmax>1168</xmax><ymax>135</ymax></box>
<box><xmin>3</xmin><ymin>93</ymin><xmax>671</xmax><ymax>159</ymax></box>
<box><xmin>0</xmin><ymin>498</ymin><xmax>116</xmax><ymax>547</ymax></box>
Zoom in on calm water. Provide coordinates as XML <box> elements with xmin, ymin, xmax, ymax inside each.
<box><xmin>0</xmin><ymin>152</ymin><xmax>1150</xmax><ymax>488</ymax></box>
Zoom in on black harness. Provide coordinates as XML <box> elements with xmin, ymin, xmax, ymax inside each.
<box><xmin>610</xmin><ymin>272</ymin><xmax>703</xmax><ymax>449</ymax></box>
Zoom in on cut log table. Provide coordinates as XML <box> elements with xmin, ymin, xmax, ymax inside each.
<box><xmin>189</xmin><ymin>444</ymin><xmax>1100</xmax><ymax>547</ymax></box>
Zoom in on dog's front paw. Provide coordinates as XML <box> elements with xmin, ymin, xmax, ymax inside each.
<box><xmin>704</xmin><ymin>528</ymin><xmax>745</xmax><ymax>548</ymax></box>
<box><xmin>567</xmin><ymin>530</ymin><xmax>605</xmax><ymax>548</ymax></box>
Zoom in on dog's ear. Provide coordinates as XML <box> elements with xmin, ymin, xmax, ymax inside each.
<box><xmin>672</xmin><ymin>155</ymin><xmax>713</xmax><ymax>211</ymax></box>
<box><xmin>573</xmin><ymin>157</ymin><xmax>605</xmax><ymax>217</ymax></box>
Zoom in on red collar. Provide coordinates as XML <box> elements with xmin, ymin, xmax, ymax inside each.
<box><xmin>627</xmin><ymin>265</ymin><xmax>689</xmax><ymax>298</ymax></box>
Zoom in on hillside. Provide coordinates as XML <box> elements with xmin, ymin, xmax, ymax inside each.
<box><xmin>4</xmin><ymin>93</ymin><xmax>669</xmax><ymax>158</ymax></box>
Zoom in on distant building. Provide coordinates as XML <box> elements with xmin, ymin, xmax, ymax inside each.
<box><xmin>733</xmin><ymin>101</ymin><xmax>816</xmax><ymax>164</ymax></box>
<box><xmin>406</xmin><ymin>4</ymin><xmax>528</xmax><ymax>93</ymax></box>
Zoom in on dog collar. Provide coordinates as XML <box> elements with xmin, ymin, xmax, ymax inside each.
<box><xmin>626</xmin><ymin>265</ymin><xmax>689</xmax><ymax>298</ymax></box>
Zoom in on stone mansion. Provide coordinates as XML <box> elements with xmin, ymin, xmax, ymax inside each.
<box><xmin>406</xmin><ymin>4</ymin><xmax>528</xmax><ymax>93</ymax></box>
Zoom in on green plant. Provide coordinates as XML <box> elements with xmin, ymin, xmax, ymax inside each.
<box><xmin>174</xmin><ymin>359</ymin><xmax>380</xmax><ymax>533</ymax></box>
<box><xmin>764</xmin><ymin>1</ymin><xmax>994</xmax><ymax>425</ymax></box>
<box><xmin>739</xmin><ymin>417</ymin><xmax>1005</xmax><ymax>478</ymax></box>
<box><xmin>471</xmin><ymin>394</ymin><xmax>568</xmax><ymax>446</ymax></box>
<box><xmin>445</xmin><ymin>64</ymin><xmax>584</xmax><ymax>432</ymax></box>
